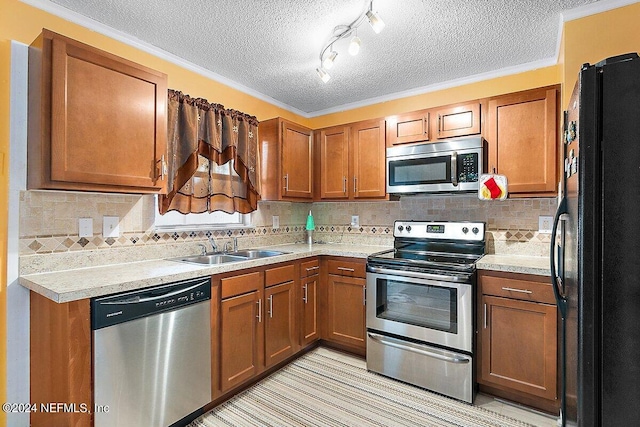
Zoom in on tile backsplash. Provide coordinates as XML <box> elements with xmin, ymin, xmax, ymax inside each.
<box><xmin>19</xmin><ymin>191</ymin><xmax>556</xmax><ymax>258</ymax></box>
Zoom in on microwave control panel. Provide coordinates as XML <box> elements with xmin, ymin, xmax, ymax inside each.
<box><xmin>457</xmin><ymin>153</ymin><xmax>479</xmax><ymax>182</ymax></box>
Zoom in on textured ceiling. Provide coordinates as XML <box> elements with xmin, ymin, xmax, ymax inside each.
<box><xmin>45</xmin><ymin>0</ymin><xmax>600</xmax><ymax>115</ymax></box>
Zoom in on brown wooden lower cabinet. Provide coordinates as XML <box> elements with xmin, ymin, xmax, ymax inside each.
<box><xmin>477</xmin><ymin>270</ymin><xmax>558</xmax><ymax>413</ymax></box>
<box><xmin>323</xmin><ymin>258</ymin><xmax>367</xmax><ymax>353</ymax></box>
<box><xmin>301</xmin><ymin>273</ymin><xmax>319</xmax><ymax>345</ymax></box>
<box><xmin>264</xmin><ymin>280</ymin><xmax>296</xmax><ymax>367</ymax></box>
<box><xmin>220</xmin><ymin>289</ymin><xmax>264</xmax><ymax>393</ymax></box>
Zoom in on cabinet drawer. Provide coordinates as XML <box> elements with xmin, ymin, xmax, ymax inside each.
<box><xmin>480</xmin><ymin>272</ymin><xmax>555</xmax><ymax>304</ymax></box>
<box><xmin>300</xmin><ymin>259</ymin><xmax>320</xmax><ymax>277</ymax></box>
<box><xmin>327</xmin><ymin>259</ymin><xmax>366</xmax><ymax>278</ymax></box>
<box><xmin>265</xmin><ymin>264</ymin><xmax>295</xmax><ymax>287</ymax></box>
<box><xmin>221</xmin><ymin>271</ymin><xmax>262</xmax><ymax>299</ymax></box>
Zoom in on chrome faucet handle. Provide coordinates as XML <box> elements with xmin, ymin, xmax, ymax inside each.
<box><xmin>196</xmin><ymin>243</ymin><xmax>207</xmax><ymax>255</ymax></box>
<box><xmin>233</xmin><ymin>237</ymin><xmax>238</xmax><ymax>252</ymax></box>
<box><xmin>208</xmin><ymin>236</ymin><xmax>218</xmax><ymax>253</ymax></box>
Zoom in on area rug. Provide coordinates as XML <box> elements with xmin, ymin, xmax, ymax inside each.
<box><xmin>189</xmin><ymin>348</ymin><xmax>535</xmax><ymax>427</ymax></box>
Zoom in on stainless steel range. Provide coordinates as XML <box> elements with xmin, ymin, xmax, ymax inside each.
<box><xmin>366</xmin><ymin>220</ymin><xmax>485</xmax><ymax>403</ymax></box>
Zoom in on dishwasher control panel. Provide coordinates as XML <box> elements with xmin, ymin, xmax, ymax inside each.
<box><xmin>91</xmin><ymin>277</ymin><xmax>211</xmax><ymax>330</ymax></box>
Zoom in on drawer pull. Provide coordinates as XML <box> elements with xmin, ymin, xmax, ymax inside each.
<box><xmin>305</xmin><ymin>266</ymin><xmax>319</xmax><ymax>272</ymax></box>
<box><xmin>501</xmin><ymin>287</ymin><xmax>533</xmax><ymax>294</ymax></box>
<box><xmin>337</xmin><ymin>267</ymin><xmax>355</xmax><ymax>272</ymax></box>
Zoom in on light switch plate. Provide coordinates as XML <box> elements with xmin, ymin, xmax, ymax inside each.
<box><xmin>539</xmin><ymin>216</ymin><xmax>553</xmax><ymax>234</ymax></box>
<box><xmin>78</xmin><ymin>218</ymin><xmax>93</xmax><ymax>238</ymax></box>
<box><xmin>351</xmin><ymin>215</ymin><xmax>360</xmax><ymax>228</ymax></box>
<box><xmin>103</xmin><ymin>216</ymin><xmax>120</xmax><ymax>238</ymax></box>
<box><xmin>272</xmin><ymin>216</ymin><xmax>279</xmax><ymax>229</ymax></box>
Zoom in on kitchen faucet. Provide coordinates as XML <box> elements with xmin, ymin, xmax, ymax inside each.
<box><xmin>208</xmin><ymin>236</ymin><xmax>218</xmax><ymax>253</ymax></box>
<box><xmin>223</xmin><ymin>237</ymin><xmax>238</xmax><ymax>253</ymax></box>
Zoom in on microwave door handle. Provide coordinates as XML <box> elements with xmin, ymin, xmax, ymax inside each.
<box><xmin>451</xmin><ymin>151</ymin><xmax>458</xmax><ymax>186</ymax></box>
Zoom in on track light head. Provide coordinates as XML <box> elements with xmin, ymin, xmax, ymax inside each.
<box><xmin>348</xmin><ymin>36</ymin><xmax>361</xmax><ymax>56</ymax></box>
<box><xmin>316</xmin><ymin>67</ymin><xmax>331</xmax><ymax>83</ymax></box>
<box><xmin>322</xmin><ymin>51</ymin><xmax>338</xmax><ymax>70</ymax></box>
<box><xmin>366</xmin><ymin>10</ymin><xmax>385</xmax><ymax>34</ymax></box>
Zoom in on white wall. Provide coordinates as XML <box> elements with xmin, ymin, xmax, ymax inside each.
<box><xmin>8</xmin><ymin>41</ymin><xmax>30</xmax><ymax>427</ymax></box>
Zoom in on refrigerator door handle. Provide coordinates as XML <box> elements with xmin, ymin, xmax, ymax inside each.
<box><xmin>550</xmin><ymin>196</ymin><xmax>568</xmax><ymax>319</ymax></box>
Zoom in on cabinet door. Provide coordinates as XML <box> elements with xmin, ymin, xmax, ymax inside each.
<box><xmin>487</xmin><ymin>88</ymin><xmax>558</xmax><ymax>196</ymax></box>
<box><xmin>31</xmin><ymin>30</ymin><xmax>167</xmax><ymax>193</ymax></box>
<box><xmin>220</xmin><ymin>290</ymin><xmax>263</xmax><ymax>392</ymax></box>
<box><xmin>326</xmin><ymin>274</ymin><xmax>366</xmax><ymax>350</ymax></box>
<box><xmin>319</xmin><ymin>126</ymin><xmax>350</xmax><ymax>199</ymax></box>
<box><xmin>264</xmin><ymin>281</ymin><xmax>296</xmax><ymax>368</ymax></box>
<box><xmin>433</xmin><ymin>102</ymin><xmax>481</xmax><ymax>139</ymax></box>
<box><xmin>351</xmin><ymin>119</ymin><xmax>386</xmax><ymax>199</ymax></box>
<box><xmin>282</xmin><ymin>122</ymin><xmax>313</xmax><ymax>199</ymax></box>
<box><xmin>479</xmin><ymin>295</ymin><xmax>557</xmax><ymax>400</ymax></box>
<box><xmin>386</xmin><ymin>110</ymin><xmax>429</xmax><ymax>146</ymax></box>
<box><xmin>301</xmin><ymin>274</ymin><xmax>319</xmax><ymax>346</ymax></box>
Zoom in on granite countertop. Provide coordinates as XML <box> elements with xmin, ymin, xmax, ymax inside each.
<box><xmin>20</xmin><ymin>242</ymin><xmax>550</xmax><ymax>303</ymax></box>
<box><xmin>19</xmin><ymin>243</ymin><xmax>390</xmax><ymax>303</ymax></box>
<box><xmin>476</xmin><ymin>254</ymin><xmax>550</xmax><ymax>277</ymax></box>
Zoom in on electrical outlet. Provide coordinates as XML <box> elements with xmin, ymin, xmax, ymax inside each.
<box><xmin>272</xmin><ymin>215</ymin><xmax>280</xmax><ymax>229</ymax></box>
<box><xmin>539</xmin><ymin>216</ymin><xmax>553</xmax><ymax>234</ymax></box>
<box><xmin>103</xmin><ymin>216</ymin><xmax>120</xmax><ymax>238</ymax></box>
<box><xmin>78</xmin><ymin>218</ymin><xmax>93</xmax><ymax>238</ymax></box>
<box><xmin>351</xmin><ymin>215</ymin><xmax>360</xmax><ymax>228</ymax></box>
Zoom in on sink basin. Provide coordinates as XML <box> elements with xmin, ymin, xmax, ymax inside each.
<box><xmin>171</xmin><ymin>249</ymin><xmax>290</xmax><ymax>265</ymax></box>
<box><xmin>174</xmin><ymin>254</ymin><xmax>248</xmax><ymax>265</ymax></box>
<box><xmin>231</xmin><ymin>250</ymin><xmax>290</xmax><ymax>259</ymax></box>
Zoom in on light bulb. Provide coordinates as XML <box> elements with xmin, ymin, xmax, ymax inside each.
<box><xmin>348</xmin><ymin>36</ymin><xmax>361</xmax><ymax>56</ymax></box>
<box><xmin>316</xmin><ymin>67</ymin><xmax>331</xmax><ymax>83</ymax></box>
<box><xmin>322</xmin><ymin>51</ymin><xmax>338</xmax><ymax>70</ymax></box>
<box><xmin>366</xmin><ymin>10</ymin><xmax>385</xmax><ymax>34</ymax></box>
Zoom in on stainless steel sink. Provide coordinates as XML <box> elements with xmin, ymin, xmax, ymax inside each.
<box><xmin>174</xmin><ymin>254</ymin><xmax>249</xmax><ymax>265</ymax></box>
<box><xmin>231</xmin><ymin>249</ymin><xmax>289</xmax><ymax>259</ymax></box>
<box><xmin>171</xmin><ymin>249</ymin><xmax>289</xmax><ymax>265</ymax></box>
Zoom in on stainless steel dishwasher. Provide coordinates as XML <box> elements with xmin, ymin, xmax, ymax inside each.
<box><xmin>92</xmin><ymin>277</ymin><xmax>212</xmax><ymax>427</ymax></box>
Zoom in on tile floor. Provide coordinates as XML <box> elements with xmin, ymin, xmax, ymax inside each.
<box><xmin>317</xmin><ymin>347</ymin><xmax>559</xmax><ymax>427</ymax></box>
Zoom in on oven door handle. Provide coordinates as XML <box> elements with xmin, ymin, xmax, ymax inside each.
<box><xmin>366</xmin><ymin>265</ymin><xmax>470</xmax><ymax>283</ymax></box>
<box><xmin>368</xmin><ymin>333</ymin><xmax>470</xmax><ymax>364</ymax></box>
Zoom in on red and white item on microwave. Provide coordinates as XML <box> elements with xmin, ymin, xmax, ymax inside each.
<box><xmin>478</xmin><ymin>174</ymin><xmax>507</xmax><ymax>200</ymax></box>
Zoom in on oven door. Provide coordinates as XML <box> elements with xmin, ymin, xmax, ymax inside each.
<box><xmin>366</xmin><ymin>266</ymin><xmax>473</xmax><ymax>353</ymax></box>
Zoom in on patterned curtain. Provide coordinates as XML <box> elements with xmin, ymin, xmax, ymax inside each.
<box><xmin>159</xmin><ymin>90</ymin><xmax>261</xmax><ymax>215</ymax></box>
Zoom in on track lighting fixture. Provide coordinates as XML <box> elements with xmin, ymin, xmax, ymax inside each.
<box><xmin>316</xmin><ymin>0</ymin><xmax>385</xmax><ymax>82</ymax></box>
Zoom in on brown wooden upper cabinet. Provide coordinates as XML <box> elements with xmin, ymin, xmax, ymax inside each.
<box><xmin>432</xmin><ymin>102</ymin><xmax>481</xmax><ymax>139</ymax></box>
<box><xmin>260</xmin><ymin>118</ymin><xmax>313</xmax><ymax>201</ymax></box>
<box><xmin>486</xmin><ymin>87</ymin><xmax>559</xmax><ymax>197</ymax></box>
<box><xmin>317</xmin><ymin>119</ymin><xmax>386</xmax><ymax>200</ymax></box>
<box><xmin>28</xmin><ymin>29</ymin><xmax>168</xmax><ymax>194</ymax></box>
<box><xmin>385</xmin><ymin>110</ymin><xmax>430</xmax><ymax>146</ymax></box>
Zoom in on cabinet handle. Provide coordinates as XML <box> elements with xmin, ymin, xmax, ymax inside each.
<box><xmin>303</xmin><ymin>284</ymin><xmax>308</xmax><ymax>303</ymax></box>
<box><xmin>363</xmin><ymin>286</ymin><xmax>366</xmax><ymax>306</ymax></box>
<box><xmin>438</xmin><ymin>114</ymin><xmax>442</xmax><ymax>135</ymax></box>
<box><xmin>343</xmin><ymin>176</ymin><xmax>347</xmax><ymax>194</ymax></box>
<box><xmin>268</xmin><ymin>295</ymin><xmax>273</xmax><ymax>318</ymax></box>
<box><xmin>501</xmin><ymin>287</ymin><xmax>533</xmax><ymax>294</ymax></box>
<box><xmin>283</xmin><ymin>174</ymin><xmax>289</xmax><ymax>192</ymax></box>
<box><xmin>159</xmin><ymin>155</ymin><xmax>168</xmax><ymax>180</ymax></box>
<box><xmin>305</xmin><ymin>266</ymin><xmax>319</xmax><ymax>272</ymax></box>
<box><xmin>483</xmin><ymin>303</ymin><xmax>487</xmax><ymax>329</ymax></box>
<box><xmin>256</xmin><ymin>299</ymin><xmax>262</xmax><ymax>323</ymax></box>
<box><xmin>337</xmin><ymin>267</ymin><xmax>355</xmax><ymax>272</ymax></box>
<box><xmin>353</xmin><ymin>176</ymin><xmax>357</xmax><ymax>193</ymax></box>
<box><xmin>423</xmin><ymin>116</ymin><xmax>428</xmax><ymax>135</ymax></box>
<box><xmin>492</xmin><ymin>166</ymin><xmax>496</xmax><ymax>174</ymax></box>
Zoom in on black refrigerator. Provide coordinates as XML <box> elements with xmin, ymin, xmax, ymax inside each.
<box><xmin>551</xmin><ymin>53</ymin><xmax>640</xmax><ymax>427</ymax></box>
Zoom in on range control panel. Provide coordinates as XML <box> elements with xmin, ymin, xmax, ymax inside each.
<box><xmin>394</xmin><ymin>221</ymin><xmax>485</xmax><ymax>241</ymax></box>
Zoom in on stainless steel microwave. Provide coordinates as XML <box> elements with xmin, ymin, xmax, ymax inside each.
<box><xmin>386</xmin><ymin>137</ymin><xmax>485</xmax><ymax>194</ymax></box>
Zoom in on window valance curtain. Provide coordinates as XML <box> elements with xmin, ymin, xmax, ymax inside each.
<box><xmin>159</xmin><ymin>90</ymin><xmax>261</xmax><ymax>215</ymax></box>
